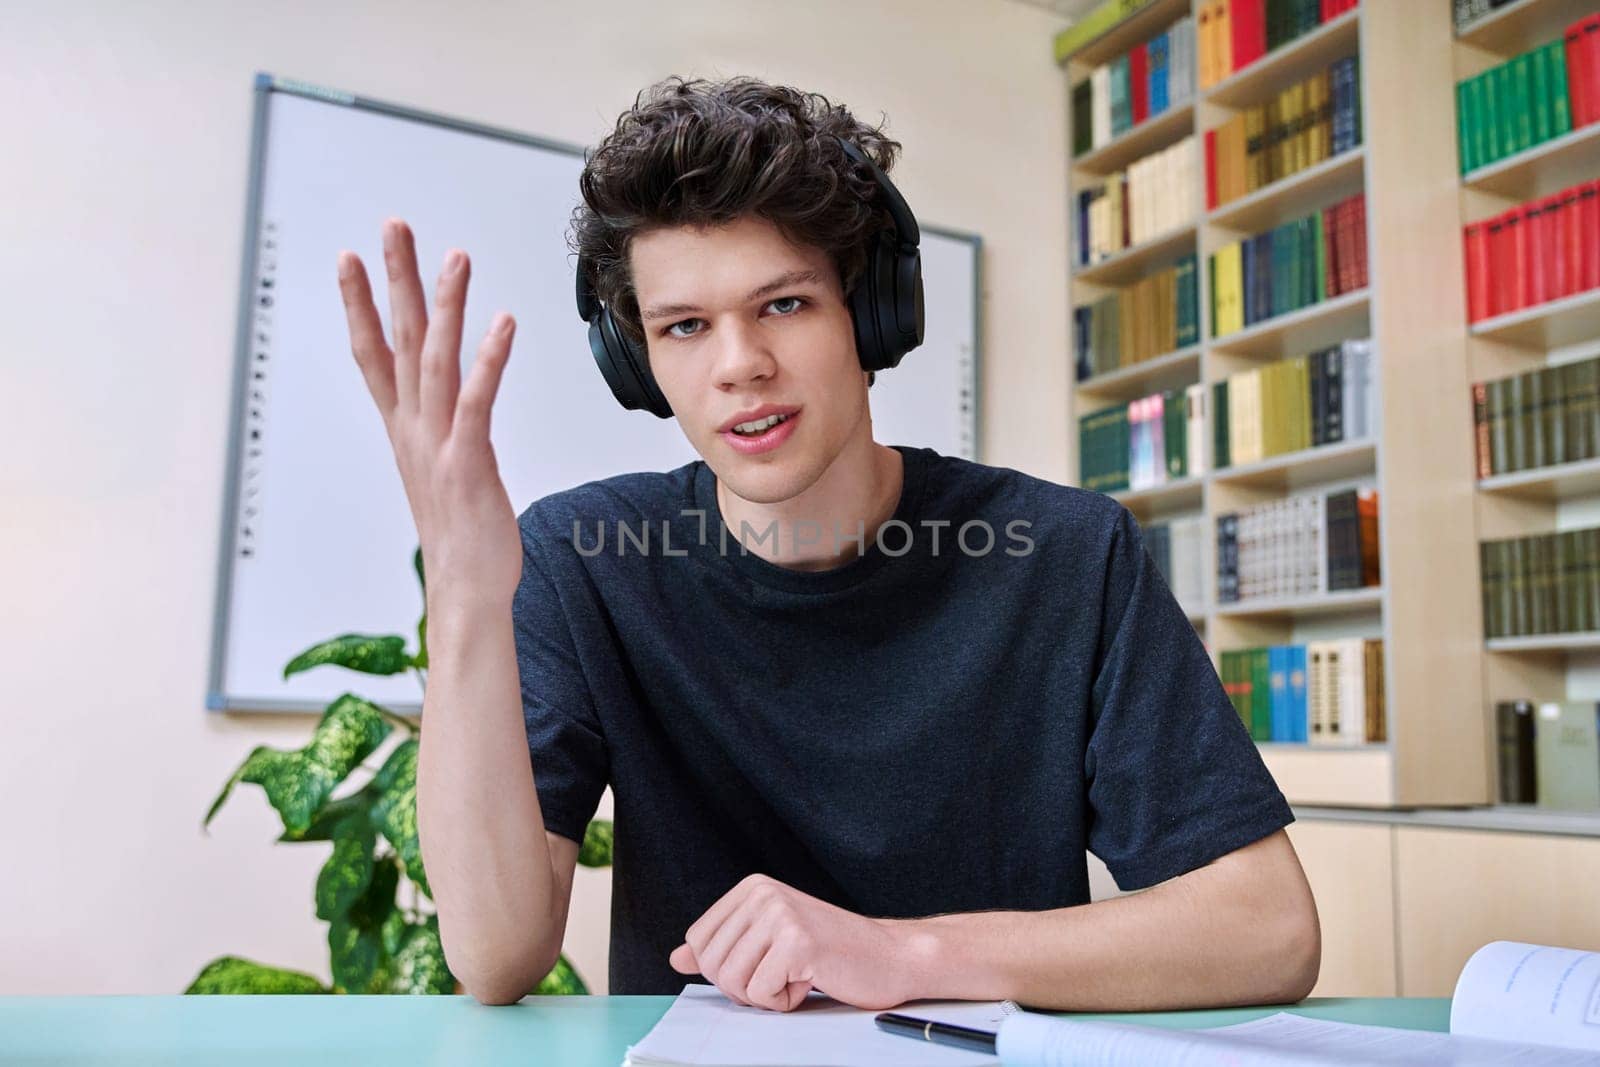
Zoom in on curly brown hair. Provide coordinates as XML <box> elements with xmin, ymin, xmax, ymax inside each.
<box><xmin>567</xmin><ymin>75</ymin><xmax>903</xmax><ymax>385</ymax></box>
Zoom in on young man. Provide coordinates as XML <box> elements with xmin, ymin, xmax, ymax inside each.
<box><xmin>336</xmin><ymin>75</ymin><xmax>1319</xmax><ymax>1013</ymax></box>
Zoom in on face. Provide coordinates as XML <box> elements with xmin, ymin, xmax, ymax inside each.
<box><xmin>630</xmin><ymin>214</ymin><xmax>872</xmax><ymax>506</ymax></box>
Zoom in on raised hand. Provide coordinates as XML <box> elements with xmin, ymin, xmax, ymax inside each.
<box><xmin>337</xmin><ymin>218</ymin><xmax>523</xmax><ymax>608</ymax></box>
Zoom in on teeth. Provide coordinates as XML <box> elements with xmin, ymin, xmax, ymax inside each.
<box><xmin>732</xmin><ymin>413</ymin><xmax>790</xmax><ymax>435</ymax></box>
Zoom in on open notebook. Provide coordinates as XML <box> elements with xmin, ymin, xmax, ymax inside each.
<box><xmin>623</xmin><ymin>941</ymin><xmax>1600</xmax><ymax>1066</ymax></box>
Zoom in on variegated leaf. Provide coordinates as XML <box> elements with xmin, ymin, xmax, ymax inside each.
<box><xmin>283</xmin><ymin>634</ymin><xmax>412</xmax><ymax>679</ymax></box>
<box><xmin>371</xmin><ymin>739</ymin><xmax>430</xmax><ymax>898</ymax></box>
<box><xmin>314</xmin><ymin>816</ymin><xmax>375</xmax><ymax>922</ymax></box>
<box><xmin>577</xmin><ymin>819</ymin><xmax>614</xmax><ymax>868</ymax></box>
<box><xmin>277</xmin><ymin>788</ymin><xmax>374</xmax><ymax>844</ymax></box>
<box><xmin>384</xmin><ymin>916</ymin><xmax>455</xmax><ymax>995</ymax></box>
<box><xmin>534</xmin><ymin>953</ymin><xmax>588</xmax><ymax>996</ymax></box>
<box><xmin>329</xmin><ymin>857</ymin><xmax>400</xmax><ymax>994</ymax></box>
<box><xmin>185</xmin><ymin>956</ymin><xmax>330</xmax><ymax>995</ymax></box>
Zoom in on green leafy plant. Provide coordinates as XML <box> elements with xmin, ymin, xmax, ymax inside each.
<box><xmin>190</xmin><ymin>547</ymin><xmax>609</xmax><ymax>996</ymax></box>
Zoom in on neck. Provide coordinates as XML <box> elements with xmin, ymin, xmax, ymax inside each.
<box><xmin>716</xmin><ymin>437</ymin><xmax>904</xmax><ymax>573</ymax></box>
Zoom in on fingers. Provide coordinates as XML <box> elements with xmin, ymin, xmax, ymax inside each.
<box><xmin>420</xmin><ymin>248</ymin><xmax>469</xmax><ymax>436</ymax></box>
<box><xmin>336</xmin><ymin>252</ymin><xmax>397</xmax><ymax>417</ymax></box>
<box><xmin>693</xmin><ymin>903</ymin><xmax>760</xmax><ymax>1007</ymax></box>
<box><xmin>382</xmin><ymin>219</ymin><xmax>428</xmax><ymax>413</ymax></box>
<box><xmin>453</xmin><ymin>314</ymin><xmax>515</xmax><ymax>445</ymax></box>
<box><xmin>746</xmin><ymin>941</ymin><xmax>811</xmax><ymax>1012</ymax></box>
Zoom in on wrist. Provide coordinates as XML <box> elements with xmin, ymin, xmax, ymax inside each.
<box><xmin>883</xmin><ymin>916</ymin><xmax>947</xmax><ymax>1003</ymax></box>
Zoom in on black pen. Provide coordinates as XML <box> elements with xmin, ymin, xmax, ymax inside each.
<box><xmin>874</xmin><ymin>1011</ymin><xmax>999</xmax><ymax>1054</ymax></box>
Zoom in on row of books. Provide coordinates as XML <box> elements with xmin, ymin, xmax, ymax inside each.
<box><xmin>1496</xmin><ymin>700</ymin><xmax>1600</xmax><ymax>811</ymax></box>
<box><xmin>1454</xmin><ymin>32</ymin><xmax>1585</xmax><ymax>175</ymax></box>
<box><xmin>1073</xmin><ymin>255</ymin><xmax>1200</xmax><ymax>381</ymax></box>
<box><xmin>1462</xmin><ymin>178</ymin><xmax>1600</xmax><ymax>324</ymax></box>
<box><xmin>1219</xmin><ymin>639</ymin><xmax>1386</xmax><ymax>744</ymax></box>
<box><xmin>1080</xmin><ymin>386</ymin><xmax>1208</xmax><ymax>493</ymax></box>
<box><xmin>1213</xmin><ymin>339</ymin><xmax>1374</xmax><ymax>469</ymax></box>
<box><xmin>1210</xmin><ymin>192</ymin><xmax>1367</xmax><ymax>338</ymax></box>
<box><xmin>1142</xmin><ymin>513</ymin><xmax>1208</xmax><ymax>609</ymax></box>
<box><xmin>1071</xmin><ymin>16</ymin><xmax>1196</xmax><ymax>157</ymax></box>
<box><xmin>1217</xmin><ymin>487</ymin><xmax>1380</xmax><ymax>602</ymax></box>
<box><xmin>1196</xmin><ymin>0</ymin><xmax>1360</xmax><ymax>91</ymax></box>
<box><xmin>1480</xmin><ymin>527</ymin><xmax>1600</xmax><ymax>639</ymax></box>
<box><xmin>1471</xmin><ymin>354</ymin><xmax>1600</xmax><ymax>477</ymax></box>
<box><xmin>1076</xmin><ymin>136</ymin><xmax>1199</xmax><ymax>265</ymax></box>
<box><xmin>1205</xmin><ymin>56</ymin><xmax>1362</xmax><ymax>211</ymax></box>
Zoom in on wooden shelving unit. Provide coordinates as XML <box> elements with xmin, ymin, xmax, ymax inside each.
<box><xmin>1061</xmin><ymin>3</ymin><xmax>1487</xmax><ymax>809</ymax></box>
<box><xmin>1458</xmin><ymin>0</ymin><xmax>1600</xmax><ymax>829</ymax></box>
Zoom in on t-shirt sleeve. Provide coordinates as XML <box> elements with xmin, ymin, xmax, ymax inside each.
<box><xmin>1083</xmin><ymin>504</ymin><xmax>1294</xmax><ymax>891</ymax></box>
<box><xmin>512</xmin><ymin>516</ymin><xmax>609</xmax><ymax>846</ymax></box>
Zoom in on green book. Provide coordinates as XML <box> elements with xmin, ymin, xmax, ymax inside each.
<box><xmin>1483</xmin><ymin>67</ymin><xmax>1502</xmax><ymax>164</ymax></box>
<box><xmin>1249</xmin><ymin>648</ymin><xmax>1273</xmax><ymax>742</ymax></box>
<box><xmin>1470</xmin><ymin>73</ymin><xmax>1489</xmax><ymax>172</ymax></box>
<box><xmin>1313</xmin><ymin>209</ymin><xmax>1327</xmax><ymax>301</ymax></box>
<box><xmin>1175</xmin><ymin>254</ymin><xmax>1198</xmax><ymax>347</ymax></box>
<box><xmin>1213</xmin><ymin>380</ymin><xmax>1232</xmax><ymax>469</ymax></box>
<box><xmin>1531</xmin><ymin>43</ymin><xmax>1551</xmax><ymax>145</ymax></box>
<box><xmin>1164</xmin><ymin>388</ymin><xmax>1187</xmax><ymax>478</ymax></box>
<box><xmin>1535</xmin><ymin>702</ymin><xmax>1600</xmax><ymax>810</ymax></box>
<box><xmin>1548</xmin><ymin>40</ymin><xmax>1571</xmax><ymax>135</ymax></box>
<box><xmin>1111</xmin><ymin>405</ymin><xmax>1129</xmax><ymax>492</ymax></box>
<box><xmin>1208</xmin><ymin>253</ymin><xmax>1218</xmax><ymax>339</ymax></box>
<box><xmin>1512</xmin><ymin>52</ymin><xmax>1533</xmax><ymax>154</ymax></box>
<box><xmin>1457</xmin><ymin>80</ymin><xmax>1475</xmax><ymax>174</ymax></box>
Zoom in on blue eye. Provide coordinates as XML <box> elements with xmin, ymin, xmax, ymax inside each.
<box><xmin>661</xmin><ymin>296</ymin><xmax>807</xmax><ymax>342</ymax></box>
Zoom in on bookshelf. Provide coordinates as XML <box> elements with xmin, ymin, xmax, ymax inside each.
<box><xmin>1061</xmin><ymin>2</ymin><xmax>1488</xmax><ymax>808</ymax></box>
<box><xmin>1457</xmin><ymin>0</ymin><xmax>1600</xmax><ymax>815</ymax></box>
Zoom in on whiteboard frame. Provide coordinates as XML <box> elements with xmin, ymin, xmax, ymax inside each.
<box><xmin>206</xmin><ymin>73</ymin><xmax>983</xmax><ymax>714</ymax></box>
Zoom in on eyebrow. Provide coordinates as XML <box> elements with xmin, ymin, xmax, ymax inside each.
<box><xmin>638</xmin><ymin>269</ymin><xmax>822</xmax><ymax>323</ymax></box>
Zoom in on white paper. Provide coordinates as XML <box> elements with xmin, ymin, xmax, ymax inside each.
<box><xmin>621</xmin><ymin>984</ymin><xmax>1019</xmax><ymax>1066</ymax></box>
<box><xmin>995</xmin><ymin>1010</ymin><xmax>1600</xmax><ymax>1066</ymax></box>
<box><xmin>1451</xmin><ymin>941</ymin><xmax>1600</xmax><ymax>1053</ymax></box>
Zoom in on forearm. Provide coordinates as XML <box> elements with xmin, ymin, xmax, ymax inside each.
<box><xmin>416</xmin><ymin>595</ymin><xmax>560</xmax><ymax>1001</ymax></box>
<box><xmin>889</xmin><ymin>841</ymin><xmax>1319</xmax><ymax>1011</ymax></box>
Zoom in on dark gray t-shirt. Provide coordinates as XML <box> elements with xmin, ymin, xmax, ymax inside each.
<box><xmin>513</xmin><ymin>443</ymin><xmax>1293</xmax><ymax>995</ymax></box>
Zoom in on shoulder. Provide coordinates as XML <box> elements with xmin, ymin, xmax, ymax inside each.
<box><xmin>915</xmin><ymin>448</ymin><xmax>1128</xmax><ymax>541</ymax></box>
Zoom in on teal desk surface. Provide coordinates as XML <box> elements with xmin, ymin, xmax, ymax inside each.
<box><xmin>0</xmin><ymin>994</ymin><xmax>1449</xmax><ymax>1065</ymax></box>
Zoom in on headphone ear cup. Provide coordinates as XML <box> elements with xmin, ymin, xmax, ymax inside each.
<box><xmin>591</xmin><ymin>309</ymin><xmax>674</xmax><ymax>419</ymax></box>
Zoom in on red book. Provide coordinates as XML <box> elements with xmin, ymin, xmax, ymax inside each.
<box><xmin>1130</xmin><ymin>43</ymin><xmax>1149</xmax><ymax>125</ymax></box>
<box><xmin>1525</xmin><ymin>202</ymin><xmax>1547</xmax><ymax>308</ymax></box>
<box><xmin>1545</xmin><ymin>194</ymin><xmax>1570</xmax><ymax>301</ymax></box>
<box><xmin>1232</xmin><ymin>0</ymin><xmax>1266</xmax><ymax>73</ymax></box>
<box><xmin>1583</xmin><ymin>181</ymin><xmax>1600</xmax><ymax>291</ymax></box>
<box><xmin>1350</xmin><ymin>194</ymin><xmax>1368</xmax><ymax>291</ymax></box>
<box><xmin>1565</xmin><ymin>19</ymin><xmax>1590</xmax><ymax>127</ymax></box>
<box><xmin>1486</xmin><ymin>214</ymin><xmax>1508</xmax><ymax>317</ymax></box>
<box><xmin>1205</xmin><ymin>128</ymin><xmax>1219</xmax><ymax>210</ymax></box>
<box><xmin>1464</xmin><ymin>221</ymin><xmax>1491</xmax><ymax>322</ymax></box>
<box><xmin>1559</xmin><ymin>186</ymin><xmax>1583</xmax><ymax>299</ymax></box>
<box><xmin>1339</xmin><ymin>197</ymin><xmax>1355</xmax><ymax>295</ymax></box>
<box><xmin>1506</xmin><ymin>209</ymin><xmax>1528</xmax><ymax>312</ymax></box>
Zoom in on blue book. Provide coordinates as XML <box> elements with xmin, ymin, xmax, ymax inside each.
<box><xmin>1148</xmin><ymin>32</ymin><xmax>1170</xmax><ymax>115</ymax></box>
<box><xmin>1269</xmin><ymin>645</ymin><xmax>1292</xmax><ymax>742</ymax></box>
<box><xmin>1289</xmin><ymin>645</ymin><xmax>1308</xmax><ymax>742</ymax></box>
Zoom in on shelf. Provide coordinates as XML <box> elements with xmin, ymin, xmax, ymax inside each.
<box><xmin>1205</xmin><ymin>148</ymin><xmax>1366</xmax><ymax>235</ymax></box>
<box><xmin>1074</xmin><ymin>345</ymin><xmax>1200</xmax><ymax>403</ymax></box>
<box><xmin>1209</xmin><ymin>288</ymin><xmax>1372</xmax><ymax>359</ymax></box>
<box><xmin>1461</xmin><ymin>121</ymin><xmax>1600</xmax><ymax>202</ymax></box>
<box><xmin>1259</xmin><ymin>743</ymin><xmax>1393</xmax><ymax>807</ymax></box>
<box><xmin>1073</xmin><ymin>102</ymin><xmax>1195</xmax><ymax>177</ymax></box>
<box><xmin>1055</xmin><ymin>0</ymin><xmax>1192</xmax><ymax>69</ymax></box>
<box><xmin>1214</xmin><ymin>586</ymin><xmax>1383</xmax><ymax>618</ymax></box>
<box><xmin>1212</xmin><ymin>438</ymin><xmax>1377</xmax><ymax>492</ymax></box>
<box><xmin>1203</xmin><ymin>7</ymin><xmax>1361</xmax><ymax>111</ymax></box>
<box><xmin>1469</xmin><ymin>287</ymin><xmax>1600</xmax><ymax>350</ymax></box>
<box><xmin>1455</xmin><ymin>0</ymin><xmax>1600</xmax><ymax>57</ymax></box>
<box><xmin>1478</xmin><ymin>456</ymin><xmax>1600</xmax><ymax>500</ymax></box>
<box><xmin>1108</xmin><ymin>475</ymin><xmax>1204</xmax><ymax>516</ymax></box>
<box><xmin>1487</xmin><ymin>632</ymin><xmax>1600</xmax><ymax>653</ymax></box>
<box><xmin>1073</xmin><ymin>224</ymin><xmax>1197</xmax><ymax>287</ymax></box>
<box><xmin>1296</xmin><ymin>802</ymin><xmax>1600</xmax><ymax>839</ymax></box>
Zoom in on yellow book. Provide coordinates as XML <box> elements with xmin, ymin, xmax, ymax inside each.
<box><xmin>1199</xmin><ymin>1</ymin><xmax>1217</xmax><ymax>89</ymax></box>
<box><xmin>1308</xmin><ymin>71</ymin><xmax>1330</xmax><ymax>165</ymax></box>
<box><xmin>1242</xmin><ymin>107</ymin><xmax>1263</xmax><ymax>196</ymax></box>
<box><xmin>1220</xmin><ymin>241</ymin><xmax>1244</xmax><ymax>336</ymax></box>
<box><xmin>1292</xmin><ymin>81</ymin><xmax>1309</xmax><ymax>173</ymax></box>
<box><xmin>1289</xmin><ymin>355</ymin><xmax>1311</xmax><ymax>453</ymax></box>
<box><xmin>1234</xmin><ymin>368</ymin><xmax>1262</xmax><ymax>466</ymax></box>
<box><xmin>1216</xmin><ymin>0</ymin><xmax>1233</xmax><ymax>83</ymax></box>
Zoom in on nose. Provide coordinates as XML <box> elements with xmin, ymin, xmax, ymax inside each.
<box><xmin>711</xmin><ymin>316</ymin><xmax>779</xmax><ymax>390</ymax></box>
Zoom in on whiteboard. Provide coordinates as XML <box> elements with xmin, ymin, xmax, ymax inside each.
<box><xmin>208</xmin><ymin>75</ymin><xmax>982</xmax><ymax>713</ymax></box>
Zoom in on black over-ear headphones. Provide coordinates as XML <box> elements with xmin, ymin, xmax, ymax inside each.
<box><xmin>573</xmin><ymin>136</ymin><xmax>926</xmax><ymax>419</ymax></box>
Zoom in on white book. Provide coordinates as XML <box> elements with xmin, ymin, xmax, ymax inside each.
<box><xmin>1184</xmin><ymin>383</ymin><xmax>1208</xmax><ymax>477</ymax></box>
<box><xmin>1335</xmin><ymin>635</ymin><xmax>1368</xmax><ymax>743</ymax></box>
<box><xmin>1306</xmin><ymin>640</ymin><xmax>1332</xmax><ymax>744</ymax></box>
<box><xmin>1091</xmin><ymin>64</ymin><xmax>1111</xmax><ymax>150</ymax></box>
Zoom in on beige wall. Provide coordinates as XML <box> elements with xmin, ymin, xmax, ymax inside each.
<box><xmin>0</xmin><ymin>0</ymin><xmax>1074</xmax><ymax>994</ymax></box>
